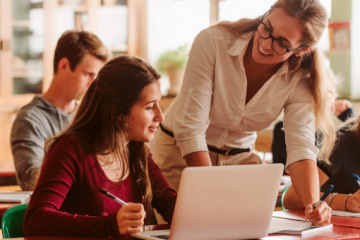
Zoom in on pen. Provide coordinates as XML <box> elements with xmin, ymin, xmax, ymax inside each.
<box><xmin>100</xmin><ymin>188</ymin><xmax>128</xmax><ymax>206</ymax></box>
<box><xmin>353</xmin><ymin>174</ymin><xmax>360</xmax><ymax>186</ymax></box>
<box><xmin>304</xmin><ymin>185</ymin><xmax>333</xmax><ymax>223</ymax></box>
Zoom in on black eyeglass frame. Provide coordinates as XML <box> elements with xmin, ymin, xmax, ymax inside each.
<box><xmin>257</xmin><ymin>11</ymin><xmax>305</xmax><ymax>55</ymax></box>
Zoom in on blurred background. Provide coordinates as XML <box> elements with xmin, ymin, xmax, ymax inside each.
<box><xmin>0</xmin><ymin>0</ymin><xmax>359</xmax><ymax>173</ymax></box>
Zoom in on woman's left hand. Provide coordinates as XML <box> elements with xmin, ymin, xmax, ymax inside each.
<box><xmin>304</xmin><ymin>201</ymin><xmax>332</xmax><ymax>226</ymax></box>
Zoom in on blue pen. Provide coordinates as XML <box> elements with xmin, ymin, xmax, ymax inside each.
<box><xmin>353</xmin><ymin>174</ymin><xmax>360</xmax><ymax>186</ymax></box>
<box><xmin>304</xmin><ymin>185</ymin><xmax>333</xmax><ymax>223</ymax></box>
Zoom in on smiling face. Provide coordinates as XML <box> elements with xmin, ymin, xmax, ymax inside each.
<box><xmin>252</xmin><ymin>7</ymin><xmax>311</xmax><ymax>65</ymax></box>
<box><xmin>127</xmin><ymin>81</ymin><xmax>164</xmax><ymax>143</ymax></box>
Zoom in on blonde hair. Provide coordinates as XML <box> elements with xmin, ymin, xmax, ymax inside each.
<box><xmin>216</xmin><ymin>0</ymin><xmax>335</xmax><ymax>163</ymax></box>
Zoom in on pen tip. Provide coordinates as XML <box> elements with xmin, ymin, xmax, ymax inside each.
<box><xmin>99</xmin><ymin>189</ymin><xmax>106</xmax><ymax>194</ymax></box>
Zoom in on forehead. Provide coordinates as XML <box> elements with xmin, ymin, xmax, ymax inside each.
<box><xmin>138</xmin><ymin>81</ymin><xmax>161</xmax><ymax>103</ymax></box>
<box><xmin>265</xmin><ymin>7</ymin><xmax>304</xmax><ymax>46</ymax></box>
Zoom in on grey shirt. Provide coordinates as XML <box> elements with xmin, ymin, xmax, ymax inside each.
<box><xmin>11</xmin><ymin>95</ymin><xmax>74</xmax><ymax>190</ymax></box>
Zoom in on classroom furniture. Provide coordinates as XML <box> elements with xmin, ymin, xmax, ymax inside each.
<box><xmin>4</xmin><ymin>221</ymin><xmax>360</xmax><ymax>240</ymax></box>
<box><xmin>0</xmin><ymin>185</ymin><xmax>27</xmax><ymax>228</ymax></box>
<box><xmin>0</xmin><ymin>162</ymin><xmax>17</xmax><ymax>186</ymax></box>
<box><xmin>1</xmin><ymin>203</ymin><xmax>28</xmax><ymax>238</ymax></box>
<box><xmin>280</xmin><ymin>184</ymin><xmax>291</xmax><ymax>211</ymax></box>
<box><xmin>274</xmin><ymin>210</ymin><xmax>360</xmax><ymax>230</ymax></box>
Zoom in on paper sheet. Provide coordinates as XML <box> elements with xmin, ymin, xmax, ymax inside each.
<box><xmin>332</xmin><ymin>210</ymin><xmax>360</xmax><ymax>217</ymax></box>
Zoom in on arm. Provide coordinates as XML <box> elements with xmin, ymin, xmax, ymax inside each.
<box><xmin>24</xmin><ymin>137</ymin><xmax>122</xmax><ymax>237</ymax></box>
<box><xmin>283</xmin><ymin>77</ymin><xmax>331</xmax><ymax>225</ymax></box>
<box><xmin>184</xmin><ymin>151</ymin><xmax>211</xmax><ymax>167</ymax></box>
<box><xmin>11</xmin><ymin>113</ymin><xmax>47</xmax><ymax>190</ymax></box>
<box><xmin>172</xmin><ymin>28</ymin><xmax>216</xmax><ymax>161</ymax></box>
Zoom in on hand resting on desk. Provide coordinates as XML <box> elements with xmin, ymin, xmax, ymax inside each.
<box><xmin>117</xmin><ymin>203</ymin><xmax>145</xmax><ymax>235</ymax></box>
<box><xmin>346</xmin><ymin>190</ymin><xmax>360</xmax><ymax>213</ymax></box>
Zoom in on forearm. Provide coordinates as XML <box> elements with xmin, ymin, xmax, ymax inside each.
<box><xmin>288</xmin><ymin>159</ymin><xmax>319</xmax><ymax>207</ymax></box>
<box><xmin>184</xmin><ymin>151</ymin><xmax>211</xmax><ymax>167</ymax></box>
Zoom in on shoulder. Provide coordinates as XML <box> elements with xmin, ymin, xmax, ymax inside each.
<box><xmin>336</xmin><ymin>128</ymin><xmax>358</xmax><ymax>148</ymax></box>
<box><xmin>48</xmin><ymin>135</ymin><xmax>85</xmax><ymax>160</ymax></box>
<box><xmin>194</xmin><ymin>26</ymin><xmax>236</xmax><ymax>47</ymax></box>
<box><xmin>14</xmin><ymin>96</ymin><xmax>56</xmax><ymax>126</ymax></box>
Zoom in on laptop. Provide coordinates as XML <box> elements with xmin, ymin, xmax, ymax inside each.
<box><xmin>133</xmin><ymin>164</ymin><xmax>284</xmax><ymax>240</ymax></box>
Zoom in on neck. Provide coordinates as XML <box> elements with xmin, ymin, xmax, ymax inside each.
<box><xmin>42</xmin><ymin>76</ymin><xmax>76</xmax><ymax>114</ymax></box>
<box><xmin>244</xmin><ymin>38</ymin><xmax>283</xmax><ymax>74</ymax></box>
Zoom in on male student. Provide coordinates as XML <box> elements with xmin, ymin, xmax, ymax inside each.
<box><xmin>11</xmin><ymin>30</ymin><xmax>110</xmax><ymax>190</ymax></box>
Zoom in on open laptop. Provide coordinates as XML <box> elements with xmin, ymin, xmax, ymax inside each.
<box><xmin>133</xmin><ymin>164</ymin><xmax>284</xmax><ymax>240</ymax></box>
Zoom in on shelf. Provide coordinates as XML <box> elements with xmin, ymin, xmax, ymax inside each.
<box><xmin>13</xmin><ymin>71</ymin><xmax>43</xmax><ymax>78</ymax></box>
<box><xmin>12</xmin><ymin>20</ymin><xmax>30</xmax><ymax>27</ymax></box>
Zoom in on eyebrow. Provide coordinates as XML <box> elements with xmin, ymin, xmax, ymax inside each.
<box><xmin>267</xmin><ymin>19</ymin><xmax>292</xmax><ymax>46</ymax></box>
<box><xmin>145</xmin><ymin>100</ymin><xmax>157</xmax><ymax>105</ymax></box>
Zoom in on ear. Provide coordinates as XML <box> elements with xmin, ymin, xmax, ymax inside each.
<box><xmin>294</xmin><ymin>47</ymin><xmax>313</xmax><ymax>57</ymax></box>
<box><xmin>57</xmin><ymin>58</ymin><xmax>70</xmax><ymax>73</ymax></box>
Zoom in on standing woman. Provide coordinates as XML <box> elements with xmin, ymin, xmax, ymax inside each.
<box><xmin>152</xmin><ymin>0</ymin><xmax>334</xmax><ymax>226</ymax></box>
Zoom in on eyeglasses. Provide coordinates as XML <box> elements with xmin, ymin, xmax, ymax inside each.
<box><xmin>257</xmin><ymin>11</ymin><xmax>305</xmax><ymax>55</ymax></box>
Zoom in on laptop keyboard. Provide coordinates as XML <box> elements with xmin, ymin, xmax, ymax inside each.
<box><xmin>150</xmin><ymin>234</ymin><xmax>170</xmax><ymax>240</ymax></box>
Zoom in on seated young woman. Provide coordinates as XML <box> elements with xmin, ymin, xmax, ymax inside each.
<box><xmin>24</xmin><ymin>55</ymin><xmax>177</xmax><ymax>237</ymax></box>
<box><xmin>283</xmin><ymin>115</ymin><xmax>360</xmax><ymax>213</ymax></box>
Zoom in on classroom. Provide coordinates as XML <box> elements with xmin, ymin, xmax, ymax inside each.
<box><xmin>0</xmin><ymin>0</ymin><xmax>360</xmax><ymax>239</ymax></box>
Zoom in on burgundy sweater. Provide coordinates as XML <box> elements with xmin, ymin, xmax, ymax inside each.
<box><xmin>24</xmin><ymin>136</ymin><xmax>177</xmax><ymax>237</ymax></box>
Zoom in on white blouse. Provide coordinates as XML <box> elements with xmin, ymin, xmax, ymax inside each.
<box><xmin>162</xmin><ymin>26</ymin><xmax>319</xmax><ymax>171</ymax></box>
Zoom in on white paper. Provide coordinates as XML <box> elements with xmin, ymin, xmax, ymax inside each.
<box><xmin>332</xmin><ymin>210</ymin><xmax>360</xmax><ymax>217</ymax></box>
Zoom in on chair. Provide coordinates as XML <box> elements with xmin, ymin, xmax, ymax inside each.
<box><xmin>1</xmin><ymin>203</ymin><xmax>28</xmax><ymax>239</ymax></box>
<box><xmin>280</xmin><ymin>185</ymin><xmax>290</xmax><ymax>211</ymax></box>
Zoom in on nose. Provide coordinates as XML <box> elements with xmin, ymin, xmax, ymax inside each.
<box><xmin>154</xmin><ymin>105</ymin><xmax>165</xmax><ymax>122</ymax></box>
<box><xmin>261</xmin><ymin>38</ymin><xmax>273</xmax><ymax>51</ymax></box>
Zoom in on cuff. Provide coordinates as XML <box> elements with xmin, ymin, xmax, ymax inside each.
<box><xmin>285</xmin><ymin>150</ymin><xmax>318</xmax><ymax>174</ymax></box>
<box><xmin>176</xmin><ymin>136</ymin><xmax>208</xmax><ymax>157</ymax></box>
<box><xmin>109</xmin><ymin>211</ymin><xmax>121</xmax><ymax>237</ymax></box>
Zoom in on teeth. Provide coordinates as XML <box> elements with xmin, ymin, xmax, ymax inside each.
<box><xmin>259</xmin><ymin>44</ymin><xmax>271</xmax><ymax>55</ymax></box>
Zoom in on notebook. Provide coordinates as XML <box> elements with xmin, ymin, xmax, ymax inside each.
<box><xmin>0</xmin><ymin>192</ymin><xmax>32</xmax><ymax>203</ymax></box>
<box><xmin>332</xmin><ymin>210</ymin><xmax>360</xmax><ymax>217</ymax></box>
<box><xmin>269</xmin><ymin>218</ymin><xmax>333</xmax><ymax>235</ymax></box>
<box><xmin>133</xmin><ymin>164</ymin><xmax>284</xmax><ymax>240</ymax></box>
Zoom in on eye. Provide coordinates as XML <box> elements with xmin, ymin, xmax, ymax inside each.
<box><xmin>146</xmin><ymin>106</ymin><xmax>154</xmax><ymax>110</ymax></box>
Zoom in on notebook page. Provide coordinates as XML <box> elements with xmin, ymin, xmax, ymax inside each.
<box><xmin>268</xmin><ymin>218</ymin><xmax>333</xmax><ymax>235</ymax></box>
<box><xmin>332</xmin><ymin>210</ymin><xmax>360</xmax><ymax>217</ymax></box>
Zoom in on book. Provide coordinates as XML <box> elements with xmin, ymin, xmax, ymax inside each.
<box><xmin>0</xmin><ymin>191</ymin><xmax>32</xmax><ymax>203</ymax></box>
<box><xmin>332</xmin><ymin>210</ymin><xmax>360</xmax><ymax>218</ymax></box>
<box><xmin>269</xmin><ymin>218</ymin><xmax>333</xmax><ymax>235</ymax></box>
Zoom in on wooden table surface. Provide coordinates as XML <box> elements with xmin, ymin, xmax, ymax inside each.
<box><xmin>7</xmin><ymin>211</ymin><xmax>360</xmax><ymax>240</ymax></box>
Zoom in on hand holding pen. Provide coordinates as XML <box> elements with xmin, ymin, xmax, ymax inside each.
<box><xmin>304</xmin><ymin>185</ymin><xmax>333</xmax><ymax>225</ymax></box>
<box><xmin>100</xmin><ymin>189</ymin><xmax>146</xmax><ymax>236</ymax></box>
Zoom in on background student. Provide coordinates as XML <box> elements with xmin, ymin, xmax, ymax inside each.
<box><xmin>24</xmin><ymin>55</ymin><xmax>177</xmax><ymax>237</ymax></box>
<box><xmin>151</xmin><ymin>0</ymin><xmax>333</xmax><ymax>225</ymax></box>
<box><xmin>11</xmin><ymin>30</ymin><xmax>109</xmax><ymax>190</ymax></box>
<box><xmin>284</xmin><ymin>115</ymin><xmax>360</xmax><ymax>213</ymax></box>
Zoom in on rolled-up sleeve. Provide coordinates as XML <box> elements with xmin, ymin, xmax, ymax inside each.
<box><xmin>173</xmin><ymin>29</ymin><xmax>216</xmax><ymax>157</ymax></box>
<box><xmin>283</xmin><ymin>76</ymin><xmax>319</xmax><ymax>173</ymax></box>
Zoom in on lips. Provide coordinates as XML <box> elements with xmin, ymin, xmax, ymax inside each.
<box><xmin>258</xmin><ymin>43</ymin><xmax>272</xmax><ymax>57</ymax></box>
<box><xmin>148</xmin><ymin>126</ymin><xmax>158</xmax><ymax>132</ymax></box>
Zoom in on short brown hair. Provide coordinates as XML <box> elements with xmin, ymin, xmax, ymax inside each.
<box><xmin>53</xmin><ymin>30</ymin><xmax>110</xmax><ymax>73</ymax></box>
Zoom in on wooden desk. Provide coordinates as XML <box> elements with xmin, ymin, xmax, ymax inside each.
<box><xmin>274</xmin><ymin>210</ymin><xmax>360</xmax><ymax>229</ymax></box>
<box><xmin>8</xmin><ymin>212</ymin><xmax>360</xmax><ymax>240</ymax></box>
<box><xmin>0</xmin><ymin>161</ymin><xmax>17</xmax><ymax>186</ymax></box>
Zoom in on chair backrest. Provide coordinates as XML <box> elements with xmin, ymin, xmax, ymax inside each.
<box><xmin>1</xmin><ymin>203</ymin><xmax>28</xmax><ymax>239</ymax></box>
<box><xmin>281</xmin><ymin>185</ymin><xmax>291</xmax><ymax>211</ymax></box>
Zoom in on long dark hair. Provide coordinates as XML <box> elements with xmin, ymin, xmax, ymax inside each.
<box><xmin>44</xmin><ymin>55</ymin><xmax>161</xmax><ymax>224</ymax></box>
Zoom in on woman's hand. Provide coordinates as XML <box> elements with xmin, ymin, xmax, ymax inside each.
<box><xmin>333</xmin><ymin>99</ymin><xmax>352</xmax><ymax>116</ymax></box>
<box><xmin>346</xmin><ymin>191</ymin><xmax>360</xmax><ymax>212</ymax></box>
<box><xmin>116</xmin><ymin>203</ymin><xmax>146</xmax><ymax>235</ymax></box>
<box><xmin>304</xmin><ymin>201</ymin><xmax>332</xmax><ymax>226</ymax></box>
